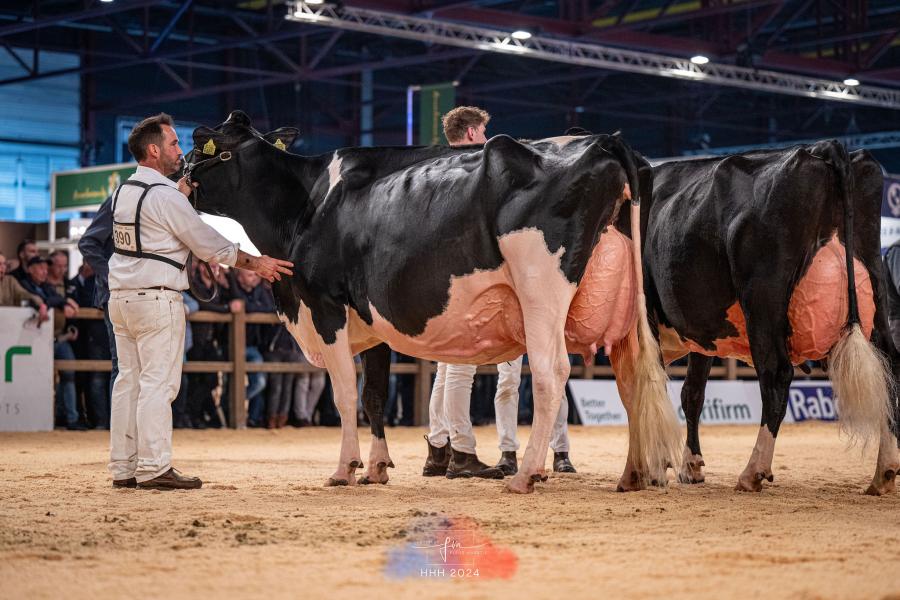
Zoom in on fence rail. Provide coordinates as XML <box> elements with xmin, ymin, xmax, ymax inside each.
<box><xmin>55</xmin><ymin>308</ymin><xmax>828</xmax><ymax>427</ymax></box>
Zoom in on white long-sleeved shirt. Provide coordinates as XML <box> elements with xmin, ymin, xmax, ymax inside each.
<box><xmin>108</xmin><ymin>165</ymin><xmax>239</xmax><ymax>291</ymax></box>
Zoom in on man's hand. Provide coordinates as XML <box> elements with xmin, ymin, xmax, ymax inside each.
<box><xmin>37</xmin><ymin>303</ymin><xmax>49</xmax><ymax>324</ymax></box>
<box><xmin>63</xmin><ymin>304</ymin><xmax>76</xmax><ymax>319</ymax></box>
<box><xmin>236</xmin><ymin>251</ymin><xmax>294</xmax><ymax>283</ymax></box>
<box><xmin>229</xmin><ymin>299</ymin><xmax>244</xmax><ymax>313</ymax></box>
<box><xmin>177</xmin><ymin>176</ymin><xmax>198</xmax><ymax>198</ymax></box>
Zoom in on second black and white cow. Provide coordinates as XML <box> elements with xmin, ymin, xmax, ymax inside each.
<box><xmin>185</xmin><ymin>110</ymin><xmax>681</xmax><ymax>493</ymax></box>
<box><xmin>617</xmin><ymin>141</ymin><xmax>898</xmax><ymax>494</ymax></box>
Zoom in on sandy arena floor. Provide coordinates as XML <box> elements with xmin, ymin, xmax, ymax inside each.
<box><xmin>1</xmin><ymin>423</ymin><xmax>899</xmax><ymax>600</ymax></box>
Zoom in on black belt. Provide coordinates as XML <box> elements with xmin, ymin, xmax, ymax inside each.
<box><xmin>117</xmin><ymin>287</ymin><xmax>183</xmax><ymax>294</ymax></box>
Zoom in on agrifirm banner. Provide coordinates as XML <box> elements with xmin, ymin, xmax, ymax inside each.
<box><xmin>0</xmin><ymin>307</ymin><xmax>54</xmax><ymax>431</ymax></box>
<box><xmin>53</xmin><ymin>163</ymin><xmax>136</xmax><ymax>211</ymax></box>
<box><xmin>881</xmin><ymin>174</ymin><xmax>900</xmax><ymax>252</ymax></box>
<box><xmin>568</xmin><ymin>379</ymin><xmax>837</xmax><ymax>426</ymax></box>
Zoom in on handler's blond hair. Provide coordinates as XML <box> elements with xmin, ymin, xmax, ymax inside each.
<box><xmin>441</xmin><ymin>106</ymin><xmax>490</xmax><ymax>144</ymax></box>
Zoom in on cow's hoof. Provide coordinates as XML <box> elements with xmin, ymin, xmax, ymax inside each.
<box><xmin>325</xmin><ymin>478</ymin><xmax>350</xmax><ymax>487</ymax></box>
<box><xmin>530</xmin><ymin>472</ymin><xmax>549</xmax><ymax>483</ymax></box>
<box><xmin>735</xmin><ymin>471</ymin><xmax>771</xmax><ymax>492</ymax></box>
<box><xmin>865</xmin><ymin>469</ymin><xmax>897</xmax><ymax>496</ymax></box>
<box><xmin>678</xmin><ymin>454</ymin><xmax>705</xmax><ymax>484</ymax></box>
<box><xmin>677</xmin><ymin>472</ymin><xmax>705</xmax><ymax>484</ymax></box>
<box><xmin>616</xmin><ymin>470</ymin><xmax>645</xmax><ymax>492</ymax></box>
<box><xmin>506</xmin><ymin>474</ymin><xmax>535</xmax><ymax>494</ymax></box>
<box><xmin>357</xmin><ymin>461</ymin><xmax>394</xmax><ymax>485</ymax></box>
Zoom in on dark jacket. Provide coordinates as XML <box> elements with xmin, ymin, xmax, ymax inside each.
<box><xmin>231</xmin><ymin>280</ymin><xmax>276</xmax><ymax>348</ymax></box>
<box><xmin>77</xmin><ymin>196</ymin><xmax>114</xmax><ymax>307</ymax></box>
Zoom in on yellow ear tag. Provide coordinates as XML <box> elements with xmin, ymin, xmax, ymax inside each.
<box><xmin>202</xmin><ymin>139</ymin><xmax>216</xmax><ymax>155</ymax></box>
<box><xmin>274</xmin><ymin>138</ymin><xmax>286</xmax><ymax>151</ymax></box>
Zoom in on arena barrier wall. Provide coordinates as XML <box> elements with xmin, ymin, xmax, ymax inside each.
<box><xmin>37</xmin><ymin>308</ymin><xmax>831</xmax><ymax>429</ymax></box>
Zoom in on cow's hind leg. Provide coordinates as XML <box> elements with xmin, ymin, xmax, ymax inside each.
<box><xmin>863</xmin><ymin>328</ymin><xmax>900</xmax><ymax>496</ymax></box>
<box><xmin>358</xmin><ymin>343</ymin><xmax>395</xmax><ymax>485</ymax></box>
<box><xmin>678</xmin><ymin>353</ymin><xmax>713</xmax><ymax>484</ymax></box>
<box><xmin>501</xmin><ymin>234</ymin><xmax>576</xmax><ymax>494</ymax></box>
<box><xmin>738</xmin><ymin>296</ymin><xmax>793</xmax><ymax>492</ymax></box>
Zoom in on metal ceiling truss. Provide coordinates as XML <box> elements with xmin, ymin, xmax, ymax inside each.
<box><xmin>286</xmin><ymin>1</ymin><xmax>900</xmax><ymax>110</ymax></box>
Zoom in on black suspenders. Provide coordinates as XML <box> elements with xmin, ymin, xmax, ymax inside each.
<box><xmin>111</xmin><ymin>180</ymin><xmax>186</xmax><ymax>271</ymax></box>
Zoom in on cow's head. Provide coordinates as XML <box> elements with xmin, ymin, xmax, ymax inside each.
<box><xmin>186</xmin><ymin>110</ymin><xmax>300</xmax><ymax>218</ymax></box>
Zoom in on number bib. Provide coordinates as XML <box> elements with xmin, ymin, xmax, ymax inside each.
<box><xmin>113</xmin><ymin>222</ymin><xmax>137</xmax><ymax>252</ymax></box>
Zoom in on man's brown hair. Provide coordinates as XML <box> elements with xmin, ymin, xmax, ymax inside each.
<box><xmin>127</xmin><ymin>113</ymin><xmax>175</xmax><ymax>161</ymax></box>
<box><xmin>441</xmin><ymin>106</ymin><xmax>490</xmax><ymax>144</ymax></box>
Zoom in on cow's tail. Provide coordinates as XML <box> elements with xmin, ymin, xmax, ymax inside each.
<box><xmin>821</xmin><ymin>140</ymin><xmax>894</xmax><ymax>449</ymax></box>
<box><xmin>609</xmin><ymin>136</ymin><xmax>682</xmax><ymax>486</ymax></box>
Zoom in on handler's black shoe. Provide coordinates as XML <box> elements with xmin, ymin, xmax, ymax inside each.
<box><xmin>553</xmin><ymin>452</ymin><xmax>577</xmax><ymax>473</ymax></box>
<box><xmin>112</xmin><ymin>477</ymin><xmax>137</xmax><ymax>489</ymax></box>
<box><xmin>446</xmin><ymin>449</ymin><xmax>505</xmax><ymax>479</ymax></box>
<box><xmin>422</xmin><ymin>435</ymin><xmax>450</xmax><ymax>477</ymax></box>
<box><xmin>495</xmin><ymin>451</ymin><xmax>518</xmax><ymax>476</ymax></box>
<box><xmin>137</xmin><ymin>468</ymin><xmax>202</xmax><ymax>490</ymax></box>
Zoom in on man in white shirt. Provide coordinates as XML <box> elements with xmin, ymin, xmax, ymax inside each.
<box><xmin>107</xmin><ymin>113</ymin><xmax>293</xmax><ymax>490</ymax></box>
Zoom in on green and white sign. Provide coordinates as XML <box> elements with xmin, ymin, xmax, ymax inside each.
<box><xmin>418</xmin><ymin>82</ymin><xmax>456</xmax><ymax>146</ymax></box>
<box><xmin>0</xmin><ymin>307</ymin><xmax>53</xmax><ymax>431</ymax></box>
<box><xmin>53</xmin><ymin>162</ymin><xmax>136</xmax><ymax>211</ymax></box>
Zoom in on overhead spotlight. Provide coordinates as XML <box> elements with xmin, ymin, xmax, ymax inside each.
<box><xmin>690</xmin><ymin>55</ymin><xmax>709</xmax><ymax>65</ymax></box>
<box><xmin>304</xmin><ymin>0</ymin><xmax>325</xmax><ymax>4</ymax></box>
<box><xmin>843</xmin><ymin>77</ymin><xmax>860</xmax><ymax>87</ymax></box>
<box><xmin>511</xmin><ymin>29</ymin><xmax>532</xmax><ymax>40</ymax></box>
<box><xmin>100</xmin><ymin>0</ymin><xmax>115</xmax><ymax>3</ymax></box>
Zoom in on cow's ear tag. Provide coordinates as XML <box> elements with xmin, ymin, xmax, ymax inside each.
<box><xmin>202</xmin><ymin>139</ymin><xmax>216</xmax><ymax>155</ymax></box>
<box><xmin>274</xmin><ymin>138</ymin><xmax>286</xmax><ymax>151</ymax></box>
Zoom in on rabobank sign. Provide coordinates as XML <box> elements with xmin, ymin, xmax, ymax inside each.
<box><xmin>786</xmin><ymin>381</ymin><xmax>837</xmax><ymax>422</ymax></box>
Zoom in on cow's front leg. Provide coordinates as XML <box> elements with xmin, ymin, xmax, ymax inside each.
<box><xmin>865</xmin><ymin>424</ymin><xmax>899</xmax><ymax>496</ymax></box>
<box><xmin>358</xmin><ymin>344</ymin><xmax>395</xmax><ymax>485</ymax></box>
<box><xmin>319</xmin><ymin>324</ymin><xmax>364</xmax><ymax>487</ymax></box>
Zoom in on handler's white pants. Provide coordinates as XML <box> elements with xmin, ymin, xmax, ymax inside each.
<box><xmin>107</xmin><ymin>289</ymin><xmax>185</xmax><ymax>483</ymax></box>
<box><xmin>427</xmin><ymin>356</ymin><xmax>570</xmax><ymax>455</ymax></box>
<box><xmin>493</xmin><ymin>357</ymin><xmax>570</xmax><ymax>453</ymax></box>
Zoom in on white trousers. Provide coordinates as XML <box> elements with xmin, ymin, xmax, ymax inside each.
<box><xmin>107</xmin><ymin>289</ymin><xmax>185</xmax><ymax>483</ymax></box>
<box><xmin>427</xmin><ymin>356</ymin><xmax>570</xmax><ymax>454</ymax></box>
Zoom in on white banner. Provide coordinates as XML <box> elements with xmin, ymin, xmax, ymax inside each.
<box><xmin>0</xmin><ymin>307</ymin><xmax>54</xmax><ymax>431</ymax></box>
<box><xmin>569</xmin><ymin>378</ymin><xmax>837</xmax><ymax>426</ymax></box>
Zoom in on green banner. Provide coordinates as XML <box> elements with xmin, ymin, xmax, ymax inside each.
<box><xmin>418</xmin><ymin>82</ymin><xmax>456</xmax><ymax>146</ymax></box>
<box><xmin>54</xmin><ymin>164</ymin><xmax>136</xmax><ymax>210</ymax></box>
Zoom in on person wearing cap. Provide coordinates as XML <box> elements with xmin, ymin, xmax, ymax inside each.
<box><xmin>19</xmin><ymin>255</ymin><xmax>84</xmax><ymax>430</ymax></box>
<box><xmin>106</xmin><ymin>113</ymin><xmax>293</xmax><ymax>491</ymax></box>
<box><xmin>0</xmin><ymin>250</ymin><xmax>48</xmax><ymax>319</ymax></box>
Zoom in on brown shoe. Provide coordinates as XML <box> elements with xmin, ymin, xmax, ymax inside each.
<box><xmin>422</xmin><ymin>435</ymin><xmax>450</xmax><ymax>476</ymax></box>
<box><xmin>277</xmin><ymin>414</ymin><xmax>289</xmax><ymax>428</ymax></box>
<box><xmin>113</xmin><ymin>477</ymin><xmax>137</xmax><ymax>489</ymax></box>
<box><xmin>446</xmin><ymin>448</ymin><xmax>505</xmax><ymax>479</ymax></box>
<box><xmin>137</xmin><ymin>468</ymin><xmax>202</xmax><ymax>490</ymax></box>
<box><xmin>495</xmin><ymin>451</ymin><xmax>518</xmax><ymax>476</ymax></box>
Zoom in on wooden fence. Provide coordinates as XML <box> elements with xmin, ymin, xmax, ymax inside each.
<box><xmin>55</xmin><ymin>308</ymin><xmax>828</xmax><ymax>427</ymax></box>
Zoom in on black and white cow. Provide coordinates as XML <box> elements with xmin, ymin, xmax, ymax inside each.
<box><xmin>185</xmin><ymin>110</ymin><xmax>682</xmax><ymax>493</ymax></box>
<box><xmin>614</xmin><ymin>141</ymin><xmax>898</xmax><ymax>494</ymax></box>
